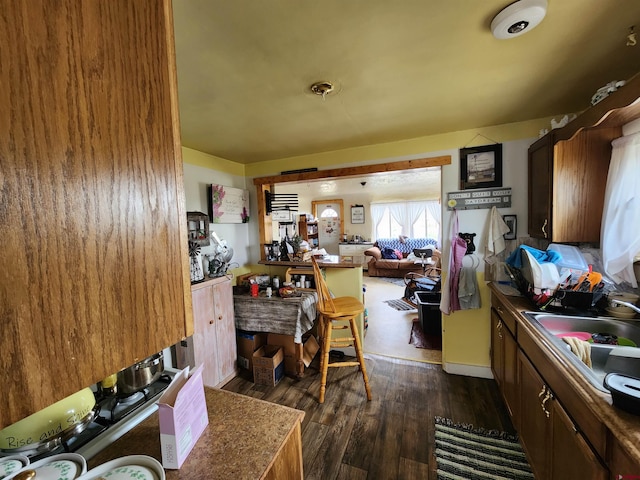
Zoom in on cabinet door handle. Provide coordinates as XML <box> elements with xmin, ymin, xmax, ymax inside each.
<box><xmin>496</xmin><ymin>306</ymin><xmax>504</xmax><ymax>314</ymax></box>
<box><xmin>496</xmin><ymin>319</ymin><xmax>503</xmax><ymax>339</ymax></box>
<box><xmin>541</xmin><ymin>219</ymin><xmax>548</xmax><ymax>239</ymax></box>
<box><xmin>538</xmin><ymin>384</ymin><xmax>547</xmax><ymax>401</ymax></box>
<box><xmin>541</xmin><ymin>388</ymin><xmax>553</xmax><ymax>418</ymax></box>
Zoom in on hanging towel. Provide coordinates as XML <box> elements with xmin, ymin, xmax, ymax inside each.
<box><xmin>562</xmin><ymin>337</ymin><xmax>592</xmax><ymax>368</ymax></box>
<box><xmin>484</xmin><ymin>206</ymin><xmax>511</xmax><ymax>265</ymax></box>
<box><xmin>458</xmin><ymin>266</ymin><xmax>481</xmax><ymax>310</ymax></box>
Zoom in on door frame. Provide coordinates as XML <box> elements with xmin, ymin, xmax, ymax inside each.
<box><xmin>312</xmin><ymin>199</ymin><xmax>344</xmax><ymax>247</ymax></box>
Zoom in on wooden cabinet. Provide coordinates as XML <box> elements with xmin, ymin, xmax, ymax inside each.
<box><xmin>527</xmin><ymin>73</ymin><xmax>640</xmax><ymax>243</ymax></box>
<box><xmin>298</xmin><ymin>216</ymin><xmax>319</xmax><ymax>248</ymax></box>
<box><xmin>490</xmin><ymin>295</ymin><xmax>518</xmax><ymax>423</ymax></box>
<box><xmin>0</xmin><ymin>0</ymin><xmax>192</xmax><ymax>428</ymax></box>
<box><xmin>518</xmin><ymin>351</ymin><xmax>608</xmax><ymax>480</ymax></box>
<box><xmin>184</xmin><ymin>277</ymin><xmax>237</xmax><ymax>388</ymax></box>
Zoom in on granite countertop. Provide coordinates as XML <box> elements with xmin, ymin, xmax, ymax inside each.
<box><xmin>259</xmin><ymin>254</ymin><xmax>360</xmax><ymax>268</ymax></box>
<box><xmin>489</xmin><ymin>283</ymin><xmax>640</xmax><ymax>464</ymax></box>
<box><xmin>87</xmin><ymin>388</ymin><xmax>304</xmax><ymax>479</ymax></box>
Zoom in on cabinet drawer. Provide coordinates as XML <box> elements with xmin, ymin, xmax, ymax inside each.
<box><xmin>491</xmin><ymin>292</ymin><xmax>517</xmax><ymax>337</ymax></box>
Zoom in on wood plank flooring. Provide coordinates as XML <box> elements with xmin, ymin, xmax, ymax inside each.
<box><xmin>223</xmin><ymin>353</ymin><xmax>514</xmax><ymax>480</ymax></box>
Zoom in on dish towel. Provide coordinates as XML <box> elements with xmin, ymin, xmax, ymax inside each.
<box><xmin>458</xmin><ymin>266</ymin><xmax>481</xmax><ymax>310</ymax></box>
<box><xmin>562</xmin><ymin>337</ymin><xmax>592</xmax><ymax>368</ymax></box>
<box><xmin>484</xmin><ymin>206</ymin><xmax>511</xmax><ymax>265</ymax></box>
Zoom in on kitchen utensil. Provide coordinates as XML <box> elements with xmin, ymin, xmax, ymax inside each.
<box><xmin>0</xmin><ymin>455</ymin><xmax>29</xmax><ymax>479</ymax></box>
<box><xmin>5</xmin><ymin>453</ymin><xmax>86</xmax><ymax>480</ymax></box>
<box><xmin>116</xmin><ymin>352</ymin><xmax>164</xmax><ymax>396</ymax></box>
<box><xmin>75</xmin><ymin>455</ymin><xmax>164</xmax><ymax>480</ymax></box>
<box><xmin>0</xmin><ymin>389</ymin><xmax>96</xmax><ymax>452</ymax></box>
<box><xmin>603</xmin><ymin>373</ymin><xmax>640</xmax><ymax>415</ymax></box>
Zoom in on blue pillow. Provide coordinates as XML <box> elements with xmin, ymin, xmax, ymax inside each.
<box><xmin>381</xmin><ymin>247</ymin><xmax>399</xmax><ymax>259</ymax></box>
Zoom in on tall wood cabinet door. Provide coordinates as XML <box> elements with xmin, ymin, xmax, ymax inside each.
<box><xmin>490</xmin><ymin>310</ymin><xmax>505</xmax><ymax>389</ymax></box>
<box><xmin>192</xmin><ymin>285</ymin><xmax>220</xmax><ymax>387</ymax></box>
<box><xmin>0</xmin><ymin>0</ymin><xmax>191</xmax><ymax>427</ymax></box>
<box><xmin>211</xmin><ymin>278</ymin><xmax>237</xmax><ymax>384</ymax></box>
<box><xmin>503</xmin><ymin>327</ymin><xmax>519</xmax><ymax>427</ymax></box>
<box><xmin>550</xmin><ymin>400</ymin><xmax>608</xmax><ymax>480</ymax></box>
<box><xmin>518</xmin><ymin>350</ymin><xmax>551</xmax><ymax>480</ymax></box>
<box><xmin>528</xmin><ymin>135</ymin><xmax>553</xmax><ymax>240</ymax></box>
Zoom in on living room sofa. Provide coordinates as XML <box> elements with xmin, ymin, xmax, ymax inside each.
<box><xmin>364</xmin><ymin>237</ymin><xmax>440</xmax><ymax>277</ymax></box>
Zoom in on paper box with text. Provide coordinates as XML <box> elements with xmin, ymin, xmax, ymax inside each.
<box><xmin>158</xmin><ymin>364</ymin><xmax>209</xmax><ymax>469</ymax></box>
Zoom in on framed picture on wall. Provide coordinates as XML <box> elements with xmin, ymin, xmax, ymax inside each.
<box><xmin>351</xmin><ymin>205</ymin><xmax>365</xmax><ymax>224</ymax></box>
<box><xmin>459</xmin><ymin>144</ymin><xmax>503</xmax><ymax>190</ymax></box>
<box><xmin>503</xmin><ymin>214</ymin><xmax>517</xmax><ymax>240</ymax></box>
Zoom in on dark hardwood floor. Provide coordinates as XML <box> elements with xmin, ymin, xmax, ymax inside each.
<box><xmin>223</xmin><ymin>353</ymin><xmax>514</xmax><ymax>480</ymax></box>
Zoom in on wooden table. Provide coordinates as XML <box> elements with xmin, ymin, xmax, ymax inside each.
<box><xmin>88</xmin><ymin>388</ymin><xmax>305</xmax><ymax>479</ymax></box>
<box><xmin>233</xmin><ymin>291</ymin><xmax>317</xmax><ymax>377</ymax></box>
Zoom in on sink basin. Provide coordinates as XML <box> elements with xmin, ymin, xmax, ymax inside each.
<box><xmin>524</xmin><ymin>312</ymin><xmax>640</xmax><ymax>392</ymax></box>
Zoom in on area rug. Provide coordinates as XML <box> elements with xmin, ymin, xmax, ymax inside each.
<box><xmin>378</xmin><ymin>277</ymin><xmax>406</xmax><ymax>287</ymax></box>
<box><xmin>409</xmin><ymin>319</ymin><xmax>442</xmax><ymax>350</ymax></box>
<box><xmin>434</xmin><ymin>417</ymin><xmax>534</xmax><ymax>480</ymax></box>
<box><xmin>383</xmin><ymin>298</ymin><xmax>416</xmax><ymax>311</ymax></box>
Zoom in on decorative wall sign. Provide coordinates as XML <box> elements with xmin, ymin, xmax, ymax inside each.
<box><xmin>351</xmin><ymin>205</ymin><xmax>365</xmax><ymax>224</ymax></box>
<box><xmin>459</xmin><ymin>144</ymin><xmax>503</xmax><ymax>190</ymax></box>
<box><xmin>446</xmin><ymin>188</ymin><xmax>511</xmax><ymax>210</ymax></box>
<box><xmin>207</xmin><ymin>184</ymin><xmax>250</xmax><ymax>223</ymax></box>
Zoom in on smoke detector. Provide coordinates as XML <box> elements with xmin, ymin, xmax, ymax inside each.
<box><xmin>310</xmin><ymin>81</ymin><xmax>335</xmax><ymax>99</ymax></box>
<box><xmin>491</xmin><ymin>0</ymin><xmax>548</xmax><ymax>39</ymax></box>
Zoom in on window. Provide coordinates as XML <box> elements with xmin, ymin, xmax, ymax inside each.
<box><xmin>320</xmin><ymin>208</ymin><xmax>339</xmax><ymax>218</ymax></box>
<box><xmin>371</xmin><ymin>201</ymin><xmax>440</xmax><ymax>242</ymax></box>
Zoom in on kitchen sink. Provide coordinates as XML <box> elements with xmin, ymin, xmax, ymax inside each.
<box><xmin>524</xmin><ymin>312</ymin><xmax>640</xmax><ymax>392</ymax></box>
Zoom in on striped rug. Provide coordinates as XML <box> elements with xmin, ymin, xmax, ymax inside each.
<box><xmin>435</xmin><ymin>417</ymin><xmax>534</xmax><ymax>480</ymax></box>
<box><xmin>383</xmin><ymin>298</ymin><xmax>416</xmax><ymax>311</ymax></box>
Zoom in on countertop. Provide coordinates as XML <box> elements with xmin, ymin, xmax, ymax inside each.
<box><xmin>87</xmin><ymin>388</ymin><xmax>304</xmax><ymax>479</ymax></box>
<box><xmin>489</xmin><ymin>283</ymin><xmax>640</xmax><ymax>465</ymax></box>
<box><xmin>259</xmin><ymin>254</ymin><xmax>361</xmax><ymax>268</ymax></box>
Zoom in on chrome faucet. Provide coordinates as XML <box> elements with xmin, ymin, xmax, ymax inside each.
<box><xmin>610</xmin><ymin>299</ymin><xmax>640</xmax><ymax>315</ymax></box>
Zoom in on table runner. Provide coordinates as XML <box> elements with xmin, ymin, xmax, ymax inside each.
<box><xmin>233</xmin><ymin>291</ymin><xmax>317</xmax><ymax>343</ymax></box>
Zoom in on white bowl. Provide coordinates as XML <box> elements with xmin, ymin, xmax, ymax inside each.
<box><xmin>0</xmin><ymin>455</ymin><xmax>30</xmax><ymax>479</ymax></box>
<box><xmin>77</xmin><ymin>455</ymin><xmax>164</xmax><ymax>480</ymax></box>
<box><xmin>4</xmin><ymin>453</ymin><xmax>86</xmax><ymax>480</ymax></box>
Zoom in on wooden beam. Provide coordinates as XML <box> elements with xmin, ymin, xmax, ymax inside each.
<box><xmin>253</xmin><ymin>155</ymin><xmax>451</xmax><ymax>186</ymax></box>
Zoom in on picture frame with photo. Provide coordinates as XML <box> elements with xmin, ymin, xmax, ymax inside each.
<box><xmin>459</xmin><ymin>144</ymin><xmax>503</xmax><ymax>190</ymax></box>
<box><xmin>503</xmin><ymin>214</ymin><xmax>517</xmax><ymax>240</ymax></box>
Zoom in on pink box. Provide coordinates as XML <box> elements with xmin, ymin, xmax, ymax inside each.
<box><xmin>158</xmin><ymin>364</ymin><xmax>209</xmax><ymax>469</ymax></box>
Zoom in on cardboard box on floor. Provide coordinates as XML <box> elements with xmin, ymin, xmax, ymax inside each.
<box><xmin>236</xmin><ymin>330</ymin><xmax>268</xmax><ymax>373</ymax></box>
<box><xmin>267</xmin><ymin>333</ymin><xmax>319</xmax><ymax>375</ymax></box>
<box><xmin>252</xmin><ymin>345</ymin><xmax>285</xmax><ymax>386</ymax></box>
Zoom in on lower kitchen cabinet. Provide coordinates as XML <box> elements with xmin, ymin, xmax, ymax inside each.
<box><xmin>339</xmin><ymin>243</ymin><xmax>374</xmax><ymax>269</ymax></box>
<box><xmin>518</xmin><ymin>351</ymin><xmax>608</xmax><ymax>480</ymax></box>
<box><xmin>182</xmin><ymin>276</ymin><xmax>237</xmax><ymax>387</ymax></box>
<box><xmin>490</xmin><ymin>300</ymin><xmax>518</xmax><ymax>423</ymax></box>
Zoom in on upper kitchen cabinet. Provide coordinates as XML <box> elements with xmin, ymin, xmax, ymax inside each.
<box><xmin>0</xmin><ymin>0</ymin><xmax>193</xmax><ymax>428</ymax></box>
<box><xmin>528</xmin><ymin>73</ymin><xmax>640</xmax><ymax>243</ymax></box>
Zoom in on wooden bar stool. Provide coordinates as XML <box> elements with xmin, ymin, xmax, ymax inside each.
<box><xmin>311</xmin><ymin>257</ymin><xmax>372</xmax><ymax>404</ymax></box>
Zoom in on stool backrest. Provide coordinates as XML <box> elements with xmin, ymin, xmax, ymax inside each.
<box><xmin>311</xmin><ymin>256</ymin><xmax>336</xmax><ymax>314</ymax></box>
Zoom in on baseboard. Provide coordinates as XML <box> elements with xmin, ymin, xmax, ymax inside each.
<box><xmin>443</xmin><ymin>362</ymin><xmax>494</xmax><ymax>379</ymax></box>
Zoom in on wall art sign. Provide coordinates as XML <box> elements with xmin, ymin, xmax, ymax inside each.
<box><xmin>446</xmin><ymin>187</ymin><xmax>512</xmax><ymax>210</ymax></box>
<box><xmin>459</xmin><ymin>143</ymin><xmax>503</xmax><ymax>190</ymax></box>
<box><xmin>207</xmin><ymin>184</ymin><xmax>250</xmax><ymax>224</ymax></box>
<box><xmin>503</xmin><ymin>215</ymin><xmax>517</xmax><ymax>240</ymax></box>
<box><xmin>351</xmin><ymin>205</ymin><xmax>365</xmax><ymax>224</ymax></box>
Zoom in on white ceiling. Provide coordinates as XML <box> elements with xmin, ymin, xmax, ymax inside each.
<box><xmin>172</xmin><ymin>0</ymin><xmax>640</xmax><ymax>164</ymax></box>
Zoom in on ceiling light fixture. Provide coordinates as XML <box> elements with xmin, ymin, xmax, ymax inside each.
<box><xmin>491</xmin><ymin>0</ymin><xmax>547</xmax><ymax>40</ymax></box>
<box><xmin>310</xmin><ymin>81</ymin><xmax>335</xmax><ymax>100</ymax></box>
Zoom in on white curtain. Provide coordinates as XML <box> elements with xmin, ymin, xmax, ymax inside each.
<box><xmin>370</xmin><ymin>204</ymin><xmax>386</xmax><ymax>239</ymax></box>
<box><xmin>406</xmin><ymin>202</ymin><xmax>425</xmax><ymax>237</ymax></box>
<box><xmin>601</xmin><ymin>132</ymin><xmax>640</xmax><ymax>287</ymax></box>
<box><xmin>425</xmin><ymin>200</ymin><xmax>442</xmax><ymax>246</ymax></box>
<box><xmin>387</xmin><ymin>203</ymin><xmax>408</xmax><ymax>235</ymax></box>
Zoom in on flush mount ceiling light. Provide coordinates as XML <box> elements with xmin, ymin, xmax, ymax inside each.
<box><xmin>310</xmin><ymin>81</ymin><xmax>335</xmax><ymax>99</ymax></box>
<box><xmin>491</xmin><ymin>0</ymin><xmax>548</xmax><ymax>39</ymax></box>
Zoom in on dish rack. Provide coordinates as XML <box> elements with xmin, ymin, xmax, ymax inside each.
<box><xmin>505</xmin><ymin>264</ymin><xmax>605</xmax><ymax>311</ymax></box>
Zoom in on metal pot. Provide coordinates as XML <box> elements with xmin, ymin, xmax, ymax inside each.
<box><xmin>116</xmin><ymin>352</ymin><xmax>164</xmax><ymax>396</ymax></box>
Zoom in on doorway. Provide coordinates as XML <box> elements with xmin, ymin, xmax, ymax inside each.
<box><xmin>312</xmin><ymin>199</ymin><xmax>344</xmax><ymax>255</ymax></box>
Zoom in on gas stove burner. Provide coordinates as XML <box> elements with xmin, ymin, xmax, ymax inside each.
<box><xmin>117</xmin><ymin>391</ymin><xmax>145</xmax><ymax>405</ymax></box>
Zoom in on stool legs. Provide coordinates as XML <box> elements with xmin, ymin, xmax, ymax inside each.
<box><xmin>318</xmin><ymin>314</ymin><xmax>372</xmax><ymax>404</ymax></box>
